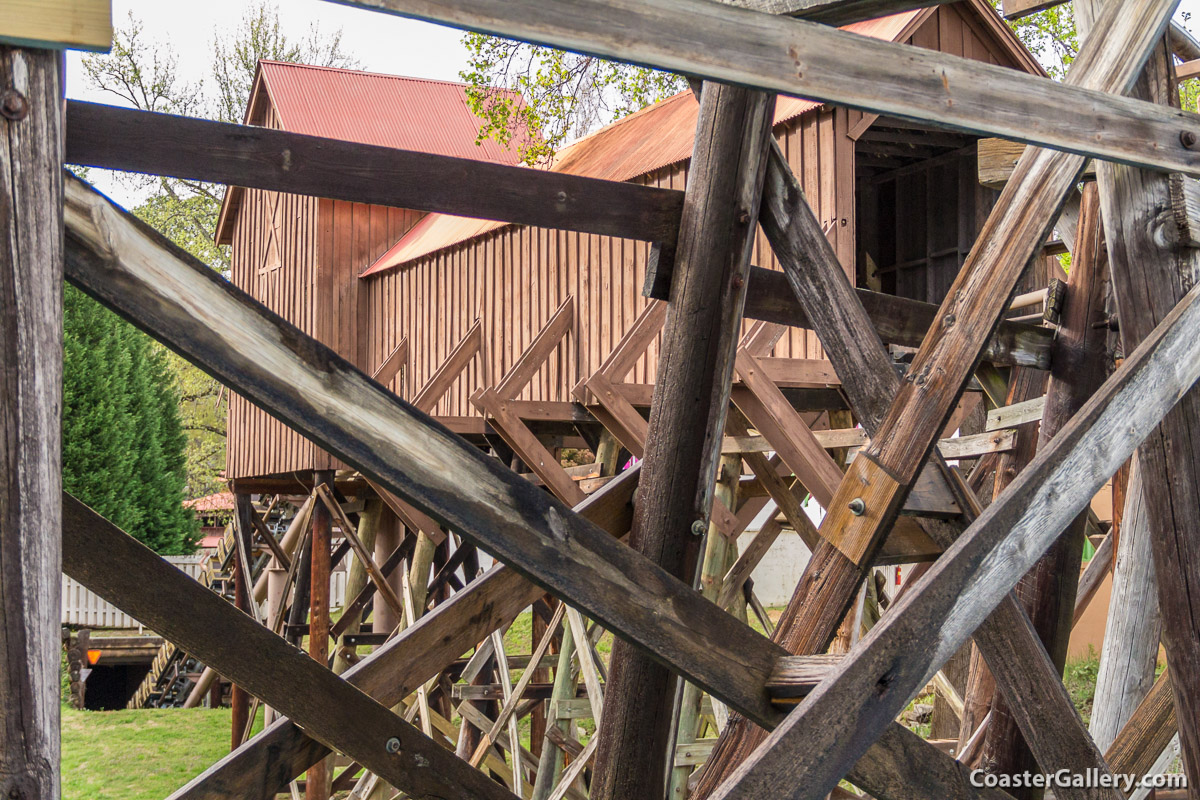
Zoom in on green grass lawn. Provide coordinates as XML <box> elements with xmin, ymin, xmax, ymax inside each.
<box><xmin>62</xmin><ymin>707</ymin><xmax>261</xmax><ymax>800</ymax></box>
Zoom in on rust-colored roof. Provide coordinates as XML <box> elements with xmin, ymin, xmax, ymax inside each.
<box><xmin>361</xmin><ymin>10</ymin><xmax>925</xmax><ymax>276</ymax></box>
<box><xmin>257</xmin><ymin>61</ymin><xmax>528</xmax><ymax>163</ymax></box>
<box><xmin>216</xmin><ymin>61</ymin><xmax>529</xmax><ymax>244</ymax></box>
<box><xmin>184</xmin><ymin>491</ymin><xmax>235</xmax><ymax>513</ymax></box>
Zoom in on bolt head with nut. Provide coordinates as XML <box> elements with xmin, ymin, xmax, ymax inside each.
<box><xmin>848</xmin><ymin>498</ymin><xmax>866</xmax><ymax>516</ymax></box>
<box><xmin>385</xmin><ymin>736</ymin><xmax>402</xmax><ymax>754</ymax></box>
<box><xmin>691</xmin><ymin>519</ymin><xmax>707</xmax><ymax>536</ymax></box>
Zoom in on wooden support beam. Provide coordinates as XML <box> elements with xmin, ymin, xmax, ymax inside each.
<box><xmin>64</xmin><ymin>101</ymin><xmax>683</xmax><ymax>245</ymax></box>
<box><xmin>591</xmin><ymin>83</ymin><xmax>776</xmax><ymax>800</ymax></box>
<box><xmin>371</xmin><ymin>335</ymin><xmax>407</xmax><ymax>390</ymax></box>
<box><xmin>703</xmin><ymin>275</ymin><xmax>1200</xmax><ymax>800</ymax></box>
<box><xmin>978</xmin><ymin>138</ymin><xmax>1096</xmax><ymax>189</ymax></box>
<box><xmin>330</xmin><ymin>0</ymin><xmax>1200</xmax><ymax>175</ymax></box>
<box><xmin>411</xmin><ymin>321</ymin><xmax>482</xmax><ymax>412</ymax></box>
<box><xmin>63</xmin><ymin>175</ymin><xmax>1015</xmax><ymax>800</ymax></box>
<box><xmin>1080</xmin><ymin>7</ymin><xmax>1200</xmax><ymax>784</ymax></box>
<box><xmin>0</xmin><ymin>44</ymin><xmax>62</xmax><ymax>800</ymax></box>
<box><xmin>473</xmin><ymin>297</ymin><xmax>585</xmax><ymax>505</ymax></box>
<box><xmin>738</xmin><ymin>267</ymin><xmax>1054</xmax><ymax>369</ymax></box>
<box><xmin>61</xmin><ymin>493</ymin><xmax>519</xmax><ymax>800</ymax></box>
<box><xmin>0</xmin><ymin>0</ymin><xmax>112</xmax><ymax>51</ymax></box>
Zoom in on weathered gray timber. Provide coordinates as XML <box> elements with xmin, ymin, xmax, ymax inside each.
<box><xmin>328</xmin><ymin>0</ymin><xmax>1200</xmax><ymax>174</ymax></box>
<box><xmin>592</xmin><ymin>83</ymin><xmax>775</xmax><ymax>800</ymax></box>
<box><xmin>1080</xmin><ymin>6</ymin><xmax>1200</xmax><ymax>779</ymax></box>
<box><xmin>1090</xmin><ymin>463</ymin><xmax>1162</xmax><ymax>753</ymax></box>
<box><xmin>740</xmin><ymin>268</ymin><xmax>1053</xmax><ymax>369</ymax></box>
<box><xmin>61</xmin><ymin>493</ymin><xmax>520</xmax><ymax>800</ymax></box>
<box><xmin>0</xmin><ymin>45</ymin><xmax>62</xmax><ymax>800</ymax></box>
<box><xmin>64</xmin><ymin>174</ymin><xmax>1010</xmax><ymax>800</ymax></box>
<box><xmin>705</xmin><ymin>277</ymin><xmax>1200</xmax><ymax>800</ymax></box>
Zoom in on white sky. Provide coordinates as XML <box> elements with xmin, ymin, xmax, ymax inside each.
<box><xmin>66</xmin><ymin>0</ymin><xmax>1200</xmax><ymax>205</ymax></box>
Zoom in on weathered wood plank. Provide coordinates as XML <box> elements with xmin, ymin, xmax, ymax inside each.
<box><xmin>61</xmin><ymin>493</ymin><xmax>519</xmax><ymax>800</ymax></box>
<box><xmin>0</xmin><ymin>44</ymin><xmax>62</xmax><ymax>800</ymax></box>
<box><xmin>64</xmin><ymin>101</ymin><xmax>683</xmax><ymax>244</ymax></box>
<box><xmin>705</xmin><ymin>276</ymin><xmax>1200</xmax><ymax>800</ymax></box>
<box><xmin>738</xmin><ymin>267</ymin><xmax>1054</xmax><ymax>369</ymax></box>
<box><xmin>1081</xmin><ymin>9</ymin><xmax>1200</xmax><ymax>782</ymax></box>
<box><xmin>329</xmin><ymin>0</ymin><xmax>1200</xmax><ymax>175</ymax></box>
<box><xmin>591</xmin><ymin>82</ymin><xmax>776</xmax><ymax>800</ymax></box>
<box><xmin>0</xmin><ymin>0</ymin><xmax>112</xmax><ymax>51</ymax></box>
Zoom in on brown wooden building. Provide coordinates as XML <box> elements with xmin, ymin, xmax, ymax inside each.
<box><xmin>220</xmin><ymin>0</ymin><xmax>1043</xmax><ymax>489</ymax></box>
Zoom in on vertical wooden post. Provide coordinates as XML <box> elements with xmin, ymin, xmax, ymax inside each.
<box><xmin>669</xmin><ymin>452</ymin><xmax>742</xmax><ymax>800</ymax></box>
<box><xmin>589</xmin><ymin>82</ymin><xmax>775</xmax><ymax>800</ymax></box>
<box><xmin>333</xmin><ymin>495</ymin><xmax>381</xmax><ymax>676</ymax></box>
<box><xmin>308</xmin><ymin>470</ymin><xmax>334</xmax><ymax>800</ymax></box>
<box><xmin>0</xmin><ymin>44</ymin><xmax>62</xmax><ymax>800</ymax></box>
<box><xmin>372</xmin><ymin>512</ymin><xmax>402</xmax><ymax>635</ymax></box>
<box><xmin>1090</xmin><ymin>462</ymin><xmax>1162</xmax><ymax>752</ymax></box>
<box><xmin>231</xmin><ymin>494</ymin><xmax>254</xmax><ymax>749</ymax></box>
<box><xmin>1077</xmin><ymin>4</ymin><xmax>1200</xmax><ymax>788</ymax></box>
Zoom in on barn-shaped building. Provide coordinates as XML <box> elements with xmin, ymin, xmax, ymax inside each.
<box><xmin>220</xmin><ymin>0</ymin><xmax>1045</xmax><ymax>500</ymax></box>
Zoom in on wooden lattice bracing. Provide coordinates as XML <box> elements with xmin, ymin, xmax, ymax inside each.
<box><xmin>4</xmin><ymin>0</ymin><xmax>1200</xmax><ymax>799</ymax></box>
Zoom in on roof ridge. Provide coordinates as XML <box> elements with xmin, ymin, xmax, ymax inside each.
<box><xmin>258</xmin><ymin>59</ymin><xmax>483</xmax><ymax>90</ymax></box>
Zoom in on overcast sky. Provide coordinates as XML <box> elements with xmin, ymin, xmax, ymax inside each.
<box><xmin>65</xmin><ymin>0</ymin><xmax>1200</xmax><ymax>205</ymax></box>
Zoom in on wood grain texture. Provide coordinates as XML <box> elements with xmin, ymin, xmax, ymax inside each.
<box><xmin>62</xmin><ymin>175</ymin><xmax>1016</xmax><ymax>800</ymax></box>
<box><xmin>62</xmin><ymin>493</ymin><xmax>519</xmax><ymax>800</ymax></box>
<box><xmin>1089</xmin><ymin>464</ymin><xmax>1162</xmax><ymax>753</ymax></box>
<box><xmin>706</xmin><ymin>275</ymin><xmax>1200</xmax><ymax>800</ymax></box>
<box><xmin>591</xmin><ymin>82</ymin><xmax>775</xmax><ymax>800</ymax></box>
<box><xmin>866</xmin><ymin>0</ymin><xmax>1179</xmax><ymax>481</ymax></box>
<box><xmin>64</xmin><ymin>101</ymin><xmax>683</xmax><ymax>244</ymax></box>
<box><xmin>0</xmin><ymin>0</ymin><xmax>112</xmax><ymax>51</ymax></box>
<box><xmin>330</xmin><ymin>0</ymin><xmax>1200</xmax><ymax>174</ymax></box>
<box><xmin>0</xmin><ymin>45</ymin><xmax>62</xmax><ymax>800</ymax></box>
<box><xmin>1083</xmin><ymin>20</ymin><xmax>1200</xmax><ymax>786</ymax></box>
<box><xmin>62</xmin><ymin>171</ymin><xmax>783</xmax><ymax>727</ymax></box>
<box><xmin>1103</xmin><ymin>668</ymin><xmax>1177</xmax><ymax>780</ymax></box>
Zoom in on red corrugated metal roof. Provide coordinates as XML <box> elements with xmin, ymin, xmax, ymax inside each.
<box><xmin>184</xmin><ymin>491</ymin><xmax>235</xmax><ymax>513</ymax></box>
<box><xmin>216</xmin><ymin>62</ymin><xmax>530</xmax><ymax>243</ymax></box>
<box><xmin>361</xmin><ymin>10</ymin><xmax>923</xmax><ymax>275</ymax></box>
<box><xmin>257</xmin><ymin>61</ymin><xmax>529</xmax><ymax>164</ymax></box>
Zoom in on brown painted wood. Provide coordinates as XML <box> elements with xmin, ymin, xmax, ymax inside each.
<box><xmin>411</xmin><ymin>321</ymin><xmax>482</xmax><ymax>412</ymax></box>
<box><xmin>371</xmin><ymin>335</ymin><xmax>407</xmax><ymax>388</ymax></box>
<box><xmin>64</xmin><ymin>101</ymin><xmax>683</xmax><ymax>245</ymax></box>
<box><xmin>1083</xmin><ymin>20</ymin><xmax>1200</xmax><ymax>788</ymax></box>
<box><xmin>591</xmin><ymin>82</ymin><xmax>776</xmax><ymax>800</ymax></box>
<box><xmin>337</xmin><ymin>0</ymin><xmax>1199</xmax><ymax>174</ymax></box>
<box><xmin>61</xmin><ymin>493</ymin><xmax>519</xmax><ymax>800</ymax></box>
<box><xmin>702</xmin><ymin>276</ymin><xmax>1200</xmax><ymax>800</ymax></box>
<box><xmin>0</xmin><ymin>44</ymin><xmax>61</xmax><ymax>800</ymax></box>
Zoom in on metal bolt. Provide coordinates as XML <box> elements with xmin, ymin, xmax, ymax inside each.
<box><xmin>1</xmin><ymin>89</ymin><xmax>28</xmax><ymax>121</ymax></box>
<box><xmin>385</xmin><ymin>737</ymin><xmax>402</xmax><ymax>754</ymax></box>
<box><xmin>691</xmin><ymin>519</ymin><xmax>707</xmax><ymax>536</ymax></box>
<box><xmin>1182</xmin><ymin>130</ymin><xmax>1199</xmax><ymax>150</ymax></box>
<box><xmin>736</xmin><ymin>209</ymin><xmax>751</xmax><ymax>225</ymax></box>
<box><xmin>848</xmin><ymin>498</ymin><xmax>866</xmax><ymax>516</ymax></box>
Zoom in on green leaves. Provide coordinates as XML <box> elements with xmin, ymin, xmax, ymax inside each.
<box><xmin>63</xmin><ymin>286</ymin><xmax>200</xmax><ymax>555</ymax></box>
<box><xmin>460</xmin><ymin>34</ymin><xmax>687</xmax><ymax>166</ymax></box>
